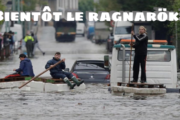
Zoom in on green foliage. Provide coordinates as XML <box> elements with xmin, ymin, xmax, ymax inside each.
<box><xmin>79</xmin><ymin>0</ymin><xmax>94</xmax><ymax>23</ymax></box>
<box><xmin>0</xmin><ymin>0</ymin><xmax>5</xmax><ymax>25</ymax></box>
<box><xmin>21</xmin><ymin>0</ymin><xmax>47</xmax><ymax>11</ymax></box>
<box><xmin>168</xmin><ymin>0</ymin><xmax>180</xmax><ymax>34</ymax></box>
<box><xmin>22</xmin><ymin>0</ymin><xmax>37</xmax><ymax>11</ymax></box>
<box><xmin>94</xmin><ymin>0</ymin><xmax>175</xmax><ymax>39</ymax></box>
<box><xmin>94</xmin><ymin>0</ymin><xmax>120</xmax><ymax>12</ymax></box>
<box><xmin>37</xmin><ymin>0</ymin><xmax>48</xmax><ymax>6</ymax></box>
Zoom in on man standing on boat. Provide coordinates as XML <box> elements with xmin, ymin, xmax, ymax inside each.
<box><xmin>130</xmin><ymin>26</ymin><xmax>148</xmax><ymax>83</ymax></box>
<box><xmin>13</xmin><ymin>54</ymin><xmax>35</xmax><ymax>77</ymax></box>
<box><xmin>45</xmin><ymin>52</ymin><xmax>84</xmax><ymax>89</ymax></box>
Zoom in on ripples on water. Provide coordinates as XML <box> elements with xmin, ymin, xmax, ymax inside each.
<box><xmin>0</xmin><ymin>84</ymin><xmax>180</xmax><ymax>120</ymax></box>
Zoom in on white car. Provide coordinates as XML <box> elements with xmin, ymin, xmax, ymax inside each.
<box><xmin>76</xmin><ymin>23</ymin><xmax>85</xmax><ymax>36</ymax></box>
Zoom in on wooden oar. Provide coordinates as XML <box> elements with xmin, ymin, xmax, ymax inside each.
<box><xmin>128</xmin><ymin>24</ymin><xmax>134</xmax><ymax>84</ymax></box>
<box><xmin>19</xmin><ymin>60</ymin><xmax>63</xmax><ymax>89</ymax></box>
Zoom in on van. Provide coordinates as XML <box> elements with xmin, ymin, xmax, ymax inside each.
<box><xmin>76</xmin><ymin>23</ymin><xmax>85</xmax><ymax>36</ymax></box>
<box><xmin>113</xmin><ymin>21</ymin><xmax>132</xmax><ymax>44</ymax></box>
<box><xmin>92</xmin><ymin>22</ymin><xmax>110</xmax><ymax>44</ymax></box>
<box><xmin>108</xmin><ymin>40</ymin><xmax>177</xmax><ymax>89</ymax></box>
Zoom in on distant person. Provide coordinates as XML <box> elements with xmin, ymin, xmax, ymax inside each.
<box><xmin>0</xmin><ymin>33</ymin><xmax>3</xmax><ymax>51</ymax></box>
<box><xmin>13</xmin><ymin>54</ymin><xmax>35</xmax><ymax>77</ymax></box>
<box><xmin>45</xmin><ymin>52</ymin><xmax>84</xmax><ymax>89</ymax></box>
<box><xmin>31</xmin><ymin>31</ymin><xmax>45</xmax><ymax>56</ymax></box>
<box><xmin>9</xmin><ymin>31</ymin><xmax>15</xmax><ymax>54</ymax></box>
<box><xmin>3</xmin><ymin>32</ymin><xmax>10</xmax><ymax>55</ymax></box>
<box><xmin>130</xmin><ymin>26</ymin><xmax>148</xmax><ymax>83</ymax></box>
<box><xmin>24</xmin><ymin>31</ymin><xmax>34</xmax><ymax>58</ymax></box>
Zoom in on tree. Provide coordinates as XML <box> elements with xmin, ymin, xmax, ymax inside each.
<box><xmin>22</xmin><ymin>0</ymin><xmax>47</xmax><ymax>11</ymax></box>
<box><xmin>168</xmin><ymin>0</ymin><xmax>180</xmax><ymax>62</ymax></box>
<box><xmin>0</xmin><ymin>0</ymin><xmax>5</xmax><ymax>25</ymax></box>
<box><xmin>79</xmin><ymin>0</ymin><xmax>94</xmax><ymax>23</ymax></box>
<box><xmin>94</xmin><ymin>0</ymin><xmax>175</xmax><ymax>40</ymax></box>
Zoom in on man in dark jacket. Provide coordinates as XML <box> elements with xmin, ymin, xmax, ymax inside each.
<box><xmin>13</xmin><ymin>54</ymin><xmax>35</xmax><ymax>77</ymax></box>
<box><xmin>9</xmin><ymin>31</ymin><xmax>14</xmax><ymax>55</ymax></box>
<box><xmin>45</xmin><ymin>52</ymin><xmax>84</xmax><ymax>89</ymax></box>
<box><xmin>130</xmin><ymin>26</ymin><xmax>148</xmax><ymax>83</ymax></box>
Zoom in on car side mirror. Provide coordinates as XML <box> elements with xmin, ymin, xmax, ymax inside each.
<box><xmin>104</xmin><ymin>55</ymin><xmax>110</xmax><ymax>69</ymax></box>
<box><xmin>64</xmin><ymin>68</ymin><xmax>69</xmax><ymax>72</ymax></box>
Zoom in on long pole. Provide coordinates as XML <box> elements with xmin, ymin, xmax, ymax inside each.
<box><xmin>19</xmin><ymin>60</ymin><xmax>63</xmax><ymax>89</ymax></box>
<box><xmin>128</xmin><ymin>24</ymin><xmax>134</xmax><ymax>84</ymax></box>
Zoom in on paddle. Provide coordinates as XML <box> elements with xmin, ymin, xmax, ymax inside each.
<box><xmin>128</xmin><ymin>24</ymin><xmax>134</xmax><ymax>85</ymax></box>
<box><xmin>19</xmin><ymin>60</ymin><xmax>63</xmax><ymax>89</ymax></box>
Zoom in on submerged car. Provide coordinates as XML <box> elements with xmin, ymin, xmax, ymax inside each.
<box><xmin>68</xmin><ymin>60</ymin><xmax>110</xmax><ymax>83</ymax></box>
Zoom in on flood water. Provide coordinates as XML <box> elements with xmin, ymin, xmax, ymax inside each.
<box><xmin>0</xmin><ymin>26</ymin><xmax>180</xmax><ymax>120</ymax></box>
<box><xmin>1</xmin><ymin>84</ymin><xmax>180</xmax><ymax>120</ymax></box>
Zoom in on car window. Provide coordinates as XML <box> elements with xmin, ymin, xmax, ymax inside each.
<box><xmin>74</xmin><ymin>62</ymin><xmax>106</xmax><ymax>70</ymax></box>
<box><xmin>118</xmin><ymin>50</ymin><xmax>171</xmax><ymax>62</ymax></box>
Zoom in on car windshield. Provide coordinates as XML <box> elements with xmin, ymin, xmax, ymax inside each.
<box><xmin>114</xmin><ymin>26</ymin><xmax>131</xmax><ymax>35</ymax></box>
<box><xmin>74</xmin><ymin>62</ymin><xmax>106</xmax><ymax>70</ymax></box>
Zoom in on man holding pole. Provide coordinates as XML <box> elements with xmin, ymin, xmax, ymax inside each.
<box><xmin>130</xmin><ymin>26</ymin><xmax>148</xmax><ymax>83</ymax></box>
<box><xmin>45</xmin><ymin>52</ymin><xmax>84</xmax><ymax>89</ymax></box>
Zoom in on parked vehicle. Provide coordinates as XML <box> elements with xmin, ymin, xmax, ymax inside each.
<box><xmin>76</xmin><ymin>23</ymin><xmax>85</xmax><ymax>36</ymax></box>
<box><xmin>92</xmin><ymin>22</ymin><xmax>110</xmax><ymax>44</ymax></box>
<box><xmin>53</xmin><ymin>8</ymin><xmax>77</xmax><ymax>42</ymax></box>
<box><xmin>86</xmin><ymin>21</ymin><xmax>95</xmax><ymax>40</ymax></box>
<box><xmin>87</xmin><ymin>26</ymin><xmax>95</xmax><ymax>40</ymax></box>
<box><xmin>54</xmin><ymin>19</ymin><xmax>76</xmax><ymax>42</ymax></box>
<box><xmin>113</xmin><ymin>21</ymin><xmax>132</xmax><ymax>44</ymax></box>
<box><xmin>69</xmin><ymin>60</ymin><xmax>110</xmax><ymax>83</ymax></box>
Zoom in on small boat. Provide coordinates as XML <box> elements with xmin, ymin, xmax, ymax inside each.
<box><xmin>0</xmin><ymin>76</ymin><xmax>86</xmax><ymax>92</ymax></box>
<box><xmin>111</xmin><ymin>82</ymin><xmax>166</xmax><ymax>95</ymax></box>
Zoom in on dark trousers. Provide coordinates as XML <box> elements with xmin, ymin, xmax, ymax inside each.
<box><xmin>26</xmin><ymin>41</ymin><xmax>34</xmax><ymax>57</ymax></box>
<box><xmin>133</xmin><ymin>55</ymin><xmax>147</xmax><ymax>82</ymax></box>
<box><xmin>52</xmin><ymin>71</ymin><xmax>73</xmax><ymax>79</ymax></box>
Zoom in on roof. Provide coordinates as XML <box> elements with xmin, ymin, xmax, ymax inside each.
<box><xmin>114</xmin><ymin>44</ymin><xmax>175</xmax><ymax>49</ymax></box>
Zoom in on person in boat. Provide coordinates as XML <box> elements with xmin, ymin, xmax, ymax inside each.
<box><xmin>13</xmin><ymin>54</ymin><xmax>35</xmax><ymax>77</ymax></box>
<box><xmin>45</xmin><ymin>52</ymin><xmax>84</xmax><ymax>89</ymax></box>
<box><xmin>130</xmin><ymin>26</ymin><xmax>148</xmax><ymax>83</ymax></box>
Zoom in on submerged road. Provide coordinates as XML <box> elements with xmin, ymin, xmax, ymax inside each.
<box><xmin>0</xmin><ymin>26</ymin><xmax>180</xmax><ymax>120</ymax></box>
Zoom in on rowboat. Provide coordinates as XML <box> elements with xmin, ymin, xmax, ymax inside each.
<box><xmin>0</xmin><ymin>77</ymin><xmax>86</xmax><ymax>92</ymax></box>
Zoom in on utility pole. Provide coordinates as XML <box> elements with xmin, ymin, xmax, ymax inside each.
<box><xmin>175</xmin><ymin>22</ymin><xmax>179</xmax><ymax>70</ymax></box>
<box><xmin>176</xmin><ymin>22</ymin><xmax>178</xmax><ymax>57</ymax></box>
<box><xmin>21</xmin><ymin>0</ymin><xmax>25</xmax><ymax>37</ymax></box>
<box><xmin>13</xmin><ymin>0</ymin><xmax>16</xmax><ymax>11</ymax></box>
<box><xmin>18</xmin><ymin>0</ymin><xmax>20</xmax><ymax>24</ymax></box>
